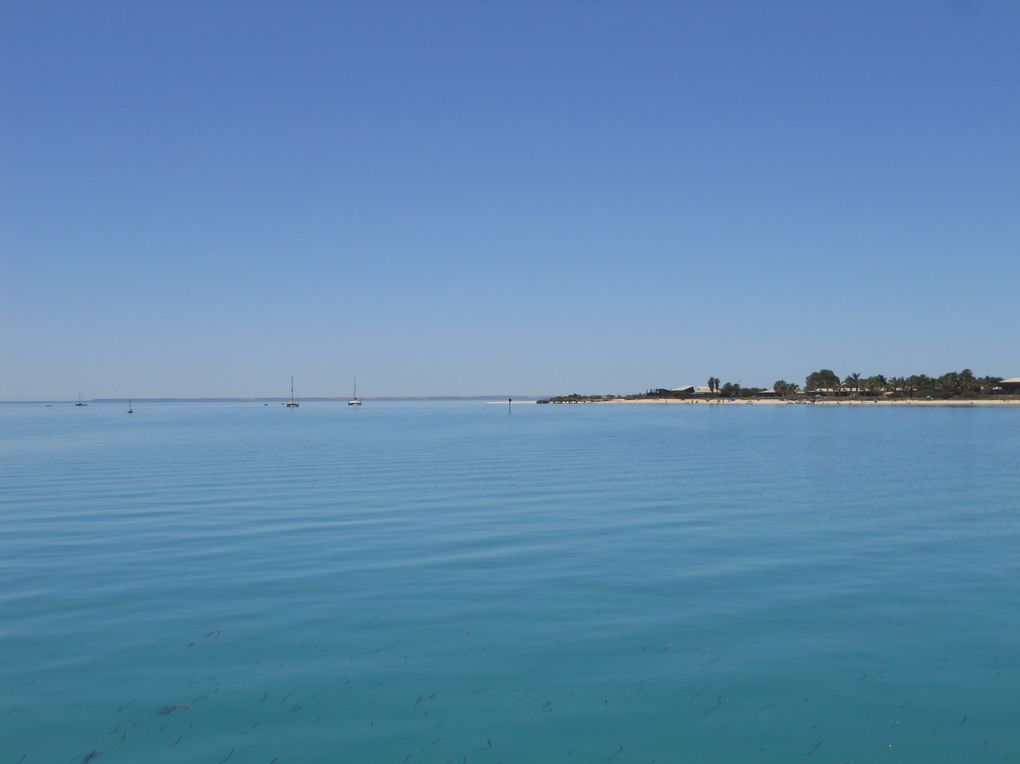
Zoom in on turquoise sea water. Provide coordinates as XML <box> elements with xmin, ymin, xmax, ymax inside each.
<box><xmin>2</xmin><ymin>401</ymin><xmax>1019</xmax><ymax>763</ymax></box>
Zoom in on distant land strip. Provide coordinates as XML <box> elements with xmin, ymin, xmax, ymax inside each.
<box><xmin>539</xmin><ymin>369</ymin><xmax>1020</xmax><ymax>404</ymax></box>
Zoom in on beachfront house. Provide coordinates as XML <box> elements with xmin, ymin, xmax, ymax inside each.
<box><xmin>810</xmin><ymin>387</ymin><xmax>850</xmax><ymax>397</ymax></box>
<box><xmin>666</xmin><ymin>385</ymin><xmax>695</xmax><ymax>398</ymax></box>
<box><xmin>647</xmin><ymin>386</ymin><xmax>695</xmax><ymax>398</ymax></box>
<box><xmin>995</xmin><ymin>376</ymin><xmax>1020</xmax><ymax>393</ymax></box>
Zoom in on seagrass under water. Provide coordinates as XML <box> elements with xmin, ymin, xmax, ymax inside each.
<box><xmin>2</xmin><ymin>401</ymin><xmax>1018</xmax><ymax>762</ymax></box>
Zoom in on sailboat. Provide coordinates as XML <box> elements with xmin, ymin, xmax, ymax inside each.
<box><xmin>348</xmin><ymin>378</ymin><xmax>362</xmax><ymax>406</ymax></box>
<box><xmin>286</xmin><ymin>377</ymin><xmax>300</xmax><ymax>408</ymax></box>
<box><xmin>75</xmin><ymin>393</ymin><xmax>87</xmax><ymax>407</ymax></box>
<box><xmin>127</xmin><ymin>400</ymin><xmax>134</xmax><ymax>414</ymax></box>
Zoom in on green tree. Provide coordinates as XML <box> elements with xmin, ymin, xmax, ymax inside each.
<box><xmin>860</xmin><ymin>375</ymin><xmax>886</xmax><ymax>394</ymax></box>
<box><xmin>906</xmin><ymin>375</ymin><xmax>935</xmax><ymax>396</ymax></box>
<box><xmin>958</xmin><ymin>368</ymin><xmax>977</xmax><ymax>396</ymax></box>
<box><xmin>805</xmin><ymin>369</ymin><xmax>840</xmax><ymax>392</ymax></box>
<box><xmin>720</xmin><ymin>382</ymin><xmax>741</xmax><ymax>398</ymax></box>
<box><xmin>774</xmin><ymin>380</ymin><xmax>800</xmax><ymax>397</ymax></box>
<box><xmin>978</xmin><ymin>375</ymin><xmax>1002</xmax><ymax>394</ymax></box>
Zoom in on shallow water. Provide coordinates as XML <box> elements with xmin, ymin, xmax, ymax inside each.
<box><xmin>2</xmin><ymin>401</ymin><xmax>1018</xmax><ymax>762</ymax></box>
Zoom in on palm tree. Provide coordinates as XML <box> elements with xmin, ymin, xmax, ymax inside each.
<box><xmin>843</xmin><ymin>372</ymin><xmax>862</xmax><ymax>395</ymax></box>
<box><xmin>861</xmin><ymin>375</ymin><xmax>886</xmax><ymax>395</ymax></box>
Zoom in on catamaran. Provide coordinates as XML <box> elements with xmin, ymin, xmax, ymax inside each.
<box><xmin>75</xmin><ymin>393</ymin><xmax>87</xmax><ymax>407</ymax></box>
<box><xmin>286</xmin><ymin>377</ymin><xmax>299</xmax><ymax>408</ymax></box>
<box><xmin>348</xmin><ymin>378</ymin><xmax>362</xmax><ymax>406</ymax></box>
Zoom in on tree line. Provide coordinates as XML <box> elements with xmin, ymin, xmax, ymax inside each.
<box><xmin>726</xmin><ymin>369</ymin><xmax>1005</xmax><ymax>399</ymax></box>
<box><xmin>538</xmin><ymin>369</ymin><xmax>1011</xmax><ymax>403</ymax></box>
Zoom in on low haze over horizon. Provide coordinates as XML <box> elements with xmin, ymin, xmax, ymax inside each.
<box><xmin>2</xmin><ymin>1</ymin><xmax>1018</xmax><ymax>400</ymax></box>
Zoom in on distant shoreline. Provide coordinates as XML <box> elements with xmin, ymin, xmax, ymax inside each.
<box><xmin>544</xmin><ymin>397</ymin><xmax>1020</xmax><ymax>407</ymax></box>
<box><xmin>3</xmin><ymin>396</ymin><xmax>1017</xmax><ymax>407</ymax></box>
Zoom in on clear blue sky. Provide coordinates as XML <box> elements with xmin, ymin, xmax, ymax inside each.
<box><xmin>2</xmin><ymin>0</ymin><xmax>1018</xmax><ymax>399</ymax></box>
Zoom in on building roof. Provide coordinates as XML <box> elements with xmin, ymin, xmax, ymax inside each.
<box><xmin>1000</xmin><ymin>376</ymin><xmax>1020</xmax><ymax>384</ymax></box>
